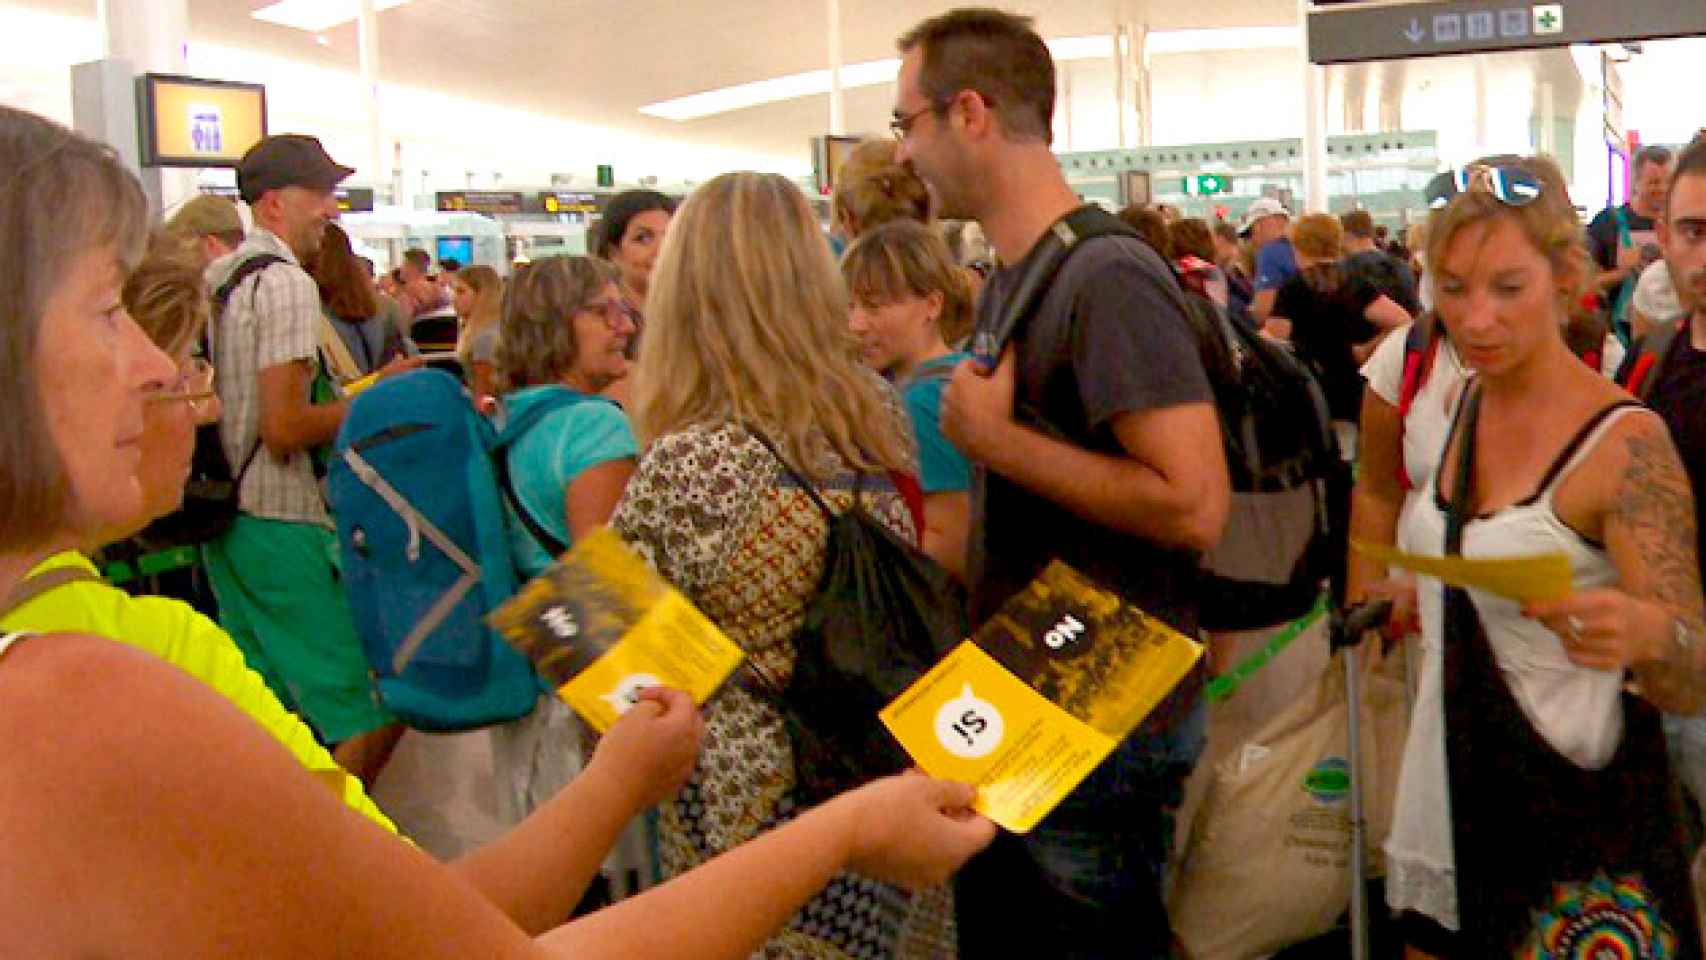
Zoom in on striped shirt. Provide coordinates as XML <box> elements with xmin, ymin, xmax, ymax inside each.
<box><xmin>205</xmin><ymin>228</ymin><xmax>332</xmax><ymax>527</ymax></box>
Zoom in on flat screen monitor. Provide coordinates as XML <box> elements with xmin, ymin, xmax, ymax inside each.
<box><xmin>137</xmin><ymin>73</ymin><xmax>267</xmax><ymax>168</ymax></box>
<box><xmin>435</xmin><ymin>236</ymin><xmax>474</xmax><ymax>267</ymax></box>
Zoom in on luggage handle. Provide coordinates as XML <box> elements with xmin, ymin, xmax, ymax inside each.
<box><xmin>1329</xmin><ymin>598</ymin><xmax>1394</xmax><ymax>653</ymax></box>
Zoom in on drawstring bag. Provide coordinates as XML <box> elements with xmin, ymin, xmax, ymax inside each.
<box><xmin>744</xmin><ymin>430</ymin><xmax>967</xmax><ymax>806</ymax></box>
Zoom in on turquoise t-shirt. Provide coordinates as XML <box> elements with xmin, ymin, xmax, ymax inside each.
<box><xmin>901</xmin><ymin>352</ymin><xmax>972</xmax><ymax>494</ymax></box>
<box><xmin>502</xmin><ymin>386</ymin><xmax>639</xmax><ymax>578</ymax></box>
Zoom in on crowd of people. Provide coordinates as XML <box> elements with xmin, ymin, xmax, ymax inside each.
<box><xmin>5</xmin><ymin>5</ymin><xmax>1706</xmax><ymax>958</ymax></box>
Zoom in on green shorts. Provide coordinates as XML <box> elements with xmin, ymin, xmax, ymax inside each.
<box><xmin>202</xmin><ymin>515</ymin><xmax>391</xmax><ymax>743</ymax></box>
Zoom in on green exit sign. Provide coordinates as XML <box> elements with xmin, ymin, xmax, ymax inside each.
<box><xmin>1181</xmin><ymin>174</ymin><xmax>1229</xmax><ymax>196</ymax></box>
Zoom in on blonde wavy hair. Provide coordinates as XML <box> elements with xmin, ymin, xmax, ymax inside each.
<box><xmin>633</xmin><ymin>171</ymin><xmax>912</xmax><ymax>479</ymax></box>
<box><xmin>123</xmin><ymin>231</ymin><xmax>210</xmax><ymax>357</ymax></box>
<box><xmin>832</xmin><ymin>139</ymin><xmax>932</xmax><ymax>238</ymax></box>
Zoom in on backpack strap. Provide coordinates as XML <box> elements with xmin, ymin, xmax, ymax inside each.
<box><xmin>1617</xmin><ymin>315</ymin><xmax>1687</xmax><ymax>402</ymax></box>
<box><xmin>1396</xmin><ymin>313</ymin><xmax>1445</xmax><ymax>491</ymax></box>
<box><xmin>745</xmin><ymin>428</ymin><xmax>837</xmax><ymax>522</ymax></box>
<box><xmin>972</xmin><ymin>205</ymin><xmax>1140</xmax><ymax>364</ymax></box>
<box><xmin>489</xmin><ymin>388</ymin><xmax>602</xmax><ymax>559</ymax></box>
<box><xmin>0</xmin><ymin>565</ymin><xmax>99</xmax><ymax>620</ymax></box>
<box><xmin>209</xmin><ymin>253</ymin><xmax>286</xmax><ymax>479</ymax></box>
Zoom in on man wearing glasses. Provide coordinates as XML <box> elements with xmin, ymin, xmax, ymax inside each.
<box><xmin>893</xmin><ymin>9</ymin><xmax>1229</xmax><ymax>957</ymax></box>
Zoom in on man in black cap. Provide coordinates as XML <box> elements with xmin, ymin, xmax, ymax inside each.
<box><xmin>202</xmin><ymin>134</ymin><xmax>413</xmax><ymax>786</ymax></box>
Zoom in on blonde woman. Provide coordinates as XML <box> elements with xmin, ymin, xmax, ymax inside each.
<box><xmin>452</xmin><ymin>264</ymin><xmax>504</xmax><ymax>398</ymax></box>
<box><xmin>832</xmin><ymin>139</ymin><xmax>932</xmax><ymax>241</ymax></box>
<box><xmin>615</xmin><ymin>171</ymin><xmax>939</xmax><ymax>958</ymax></box>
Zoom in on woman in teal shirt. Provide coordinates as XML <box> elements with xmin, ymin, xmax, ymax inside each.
<box><xmin>487</xmin><ymin>255</ymin><xmax>644</xmax><ymax>871</ymax></box>
<box><xmin>842</xmin><ymin>220</ymin><xmax>975</xmax><ymax>580</ymax></box>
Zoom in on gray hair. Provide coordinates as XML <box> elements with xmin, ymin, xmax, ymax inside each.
<box><xmin>0</xmin><ymin>106</ymin><xmax>149</xmax><ymax>551</ymax></box>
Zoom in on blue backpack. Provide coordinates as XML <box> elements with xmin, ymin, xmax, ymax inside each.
<box><xmin>328</xmin><ymin>369</ymin><xmax>586</xmax><ymax>731</ymax></box>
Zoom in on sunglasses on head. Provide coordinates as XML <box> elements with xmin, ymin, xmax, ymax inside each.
<box><xmin>1425</xmin><ymin>163</ymin><xmax>1543</xmax><ymax>210</ymax></box>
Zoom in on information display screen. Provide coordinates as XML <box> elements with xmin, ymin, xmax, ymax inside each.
<box><xmin>435</xmin><ymin>236</ymin><xmax>474</xmax><ymax>266</ymax></box>
<box><xmin>138</xmin><ymin>74</ymin><xmax>267</xmax><ymax>168</ymax></box>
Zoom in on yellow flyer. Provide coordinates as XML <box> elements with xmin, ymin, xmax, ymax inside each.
<box><xmin>1352</xmin><ymin>539</ymin><xmax>1571</xmax><ymax>603</ymax></box>
<box><xmin>488</xmin><ymin>527</ymin><xmax>745</xmax><ymax>732</ymax></box>
<box><xmin>881</xmin><ymin>561</ymin><xmax>1203</xmax><ymax>833</ymax></box>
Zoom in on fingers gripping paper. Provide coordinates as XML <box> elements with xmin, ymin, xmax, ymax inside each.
<box><xmin>488</xmin><ymin>527</ymin><xmax>745</xmax><ymax>733</ymax></box>
<box><xmin>881</xmin><ymin>561</ymin><xmax>1203</xmax><ymax>833</ymax></box>
<box><xmin>1352</xmin><ymin>539</ymin><xmax>1571</xmax><ymax>603</ymax></box>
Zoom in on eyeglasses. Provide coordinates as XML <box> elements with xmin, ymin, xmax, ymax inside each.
<box><xmin>147</xmin><ymin>356</ymin><xmax>217</xmax><ymax>419</ymax></box>
<box><xmin>1425</xmin><ymin>163</ymin><xmax>1543</xmax><ymax>210</ymax></box>
<box><xmin>578</xmin><ymin>298</ymin><xmax>634</xmax><ymax>331</ymax></box>
<box><xmin>889</xmin><ymin>104</ymin><xmax>936</xmax><ymax>140</ymax></box>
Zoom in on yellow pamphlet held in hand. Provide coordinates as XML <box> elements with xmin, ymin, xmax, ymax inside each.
<box><xmin>488</xmin><ymin>527</ymin><xmax>745</xmax><ymax>732</ymax></box>
<box><xmin>1352</xmin><ymin>539</ymin><xmax>1571</xmax><ymax>603</ymax></box>
<box><xmin>881</xmin><ymin>561</ymin><xmax>1203</xmax><ymax>833</ymax></box>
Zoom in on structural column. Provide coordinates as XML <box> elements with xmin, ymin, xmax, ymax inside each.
<box><xmin>90</xmin><ymin>0</ymin><xmax>194</xmax><ymax>212</ymax></box>
<box><xmin>827</xmin><ymin>0</ymin><xmax>845</xmax><ymax>135</ymax></box>
<box><xmin>1299</xmin><ymin>0</ymin><xmax>1329</xmax><ymax>211</ymax></box>
<box><xmin>359</xmin><ymin>0</ymin><xmax>386</xmax><ymax>201</ymax></box>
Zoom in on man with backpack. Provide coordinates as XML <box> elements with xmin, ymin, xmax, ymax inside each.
<box><xmin>894</xmin><ymin>9</ymin><xmax>1229</xmax><ymax>956</ymax></box>
<box><xmin>203</xmin><ymin>134</ymin><xmax>417</xmax><ymax>786</ymax></box>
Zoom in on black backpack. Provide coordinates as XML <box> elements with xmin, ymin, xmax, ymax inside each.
<box><xmin>743</xmin><ymin>430</ymin><xmax>967</xmax><ymax>807</ymax></box>
<box><xmin>136</xmin><ymin>254</ymin><xmax>279</xmax><ymax>550</ymax></box>
<box><xmin>979</xmin><ymin>206</ymin><xmax>1342</xmax><ymax>631</ymax></box>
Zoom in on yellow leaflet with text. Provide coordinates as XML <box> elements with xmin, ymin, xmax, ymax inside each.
<box><xmin>881</xmin><ymin>560</ymin><xmax>1205</xmax><ymax>833</ymax></box>
<box><xmin>882</xmin><ymin>641</ymin><xmax>1115</xmax><ymax>833</ymax></box>
<box><xmin>489</xmin><ymin>527</ymin><xmax>745</xmax><ymax>733</ymax></box>
<box><xmin>1352</xmin><ymin>539</ymin><xmax>1571</xmax><ymax>603</ymax></box>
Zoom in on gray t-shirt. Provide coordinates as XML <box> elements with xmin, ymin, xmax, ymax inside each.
<box><xmin>968</xmin><ymin>231</ymin><xmax>1213</xmax><ymax>636</ymax></box>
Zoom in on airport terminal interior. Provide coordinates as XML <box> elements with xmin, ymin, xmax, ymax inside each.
<box><xmin>5</xmin><ymin>0</ymin><xmax>1706</xmax><ymax>956</ymax></box>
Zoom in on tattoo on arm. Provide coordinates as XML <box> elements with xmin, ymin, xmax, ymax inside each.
<box><xmin>1609</xmin><ymin>423</ymin><xmax>1706</xmax><ymax>707</ymax></box>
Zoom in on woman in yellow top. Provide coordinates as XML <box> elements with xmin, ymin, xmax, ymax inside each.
<box><xmin>0</xmin><ymin>232</ymin><xmax>397</xmax><ymax>830</ymax></box>
<box><xmin>0</xmin><ymin>104</ymin><xmax>992</xmax><ymax>957</ymax></box>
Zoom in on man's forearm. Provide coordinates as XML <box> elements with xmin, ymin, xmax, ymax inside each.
<box><xmin>976</xmin><ymin>418</ymin><xmax>1213</xmax><ymax>551</ymax></box>
<box><xmin>260</xmin><ymin>398</ymin><xmax>348</xmax><ymax>457</ymax></box>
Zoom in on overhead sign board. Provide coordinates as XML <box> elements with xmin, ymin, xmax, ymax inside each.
<box><xmin>436</xmin><ymin>190</ymin><xmax>525</xmax><ymax>215</ymax></box>
<box><xmin>137</xmin><ymin>73</ymin><xmax>267</xmax><ymax>168</ymax></box>
<box><xmin>337</xmin><ymin>187</ymin><xmax>375</xmax><ymax>213</ymax></box>
<box><xmin>540</xmin><ymin>191</ymin><xmax>601</xmax><ymax>214</ymax></box>
<box><xmin>1181</xmin><ymin>174</ymin><xmax>1230</xmax><ymax>196</ymax></box>
<box><xmin>1308</xmin><ymin>0</ymin><xmax>1706</xmax><ymax>65</ymax></box>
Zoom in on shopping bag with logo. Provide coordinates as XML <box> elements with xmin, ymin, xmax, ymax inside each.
<box><xmin>1168</xmin><ymin>650</ymin><xmax>1408</xmax><ymax>959</ymax></box>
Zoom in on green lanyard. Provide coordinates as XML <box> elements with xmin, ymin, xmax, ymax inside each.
<box><xmin>1205</xmin><ymin>592</ymin><xmax>1331</xmax><ymax>704</ymax></box>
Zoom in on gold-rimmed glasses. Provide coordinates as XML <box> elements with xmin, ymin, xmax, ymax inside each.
<box><xmin>147</xmin><ymin>357</ymin><xmax>217</xmax><ymax>419</ymax></box>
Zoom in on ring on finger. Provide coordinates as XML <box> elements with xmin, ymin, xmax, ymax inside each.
<box><xmin>1567</xmin><ymin>615</ymin><xmax>1586</xmax><ymax>642</ymax></box>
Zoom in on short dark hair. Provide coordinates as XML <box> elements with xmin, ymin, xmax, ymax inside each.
<box><xmin>439</xmin><ymin>257</ymin><xmax>462</xmax><ymax>273</ymax></box>
<box><xmin>1667</xmin><ymin>138</ymin><xmax>1706</xmax><ymax>217</ymax></box>
<box><xmin>1117</xmin><ymin>205</ymin><xmax>1170</xmax><ymax>260</ymax></box>
<box><xmin>898</xmin><ymin>8</ymin><xmax>1054</xmax><ymax>144</ymax></box>
<box><xmin>1212</xmin><ymin>219</ymin><xmax>1240</xmax><ymax>245</ymax></box>
<box><xmin>1635</xmin><ymin>144</ymin><xmax>1675</xmax><ymax>178</ymax></box>
<box><xmin>1340</xmin><ymin>209</ymin><xmax>1375</xmax><ymax>239</ymax></box>
<box><xmin>403</xmin><ymin>248</ymin><xmax>431</xmax><ymax>271</ymax></box>
<box><xmin>595</xmin><ymin>189</ymin><xmax>677</xmax><ymax>260</ymax></box>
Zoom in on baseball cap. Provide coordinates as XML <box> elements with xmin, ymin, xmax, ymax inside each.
<box><xmin>1238</xmin><ymin>197</ymin><xmax>1291</xmax><ymax>237</ymax></box>
<box><xmin>236</xmin><ymin>134</ymin><xmax>355</xmax><ymax>205</ymax></box>
<box><xmin>166</xmin><ymin>195</ymin><xmax>244</xmax><ymax>239</ymax></box>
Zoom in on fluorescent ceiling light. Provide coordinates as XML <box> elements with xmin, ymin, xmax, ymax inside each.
<box><xmin>251</xmin><ymin>0</ymin><xmax>412</xmax><ymax>33</ymax></box>
<box><xmin>641</xmin><ymin>27</ymin><xmax>1299</xmax><ymax>121</ymax></box>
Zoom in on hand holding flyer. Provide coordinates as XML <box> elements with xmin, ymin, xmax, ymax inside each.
<box><xmin>1351</xmin><ymin>539</ymin><xmax>1571</xmax><ymax>603</ymax></box>
<box><xmin>881</xmin><ymin>561</ymin><xmax>1204</xmax><ymax>833</ymax></box>
<box><xmin>488</xmin><ymin>527</ymin><xmax>745</xmax><ymax>732</ymax></box>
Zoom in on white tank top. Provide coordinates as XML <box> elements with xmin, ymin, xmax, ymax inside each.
<box><xmin>1401</xmin><ymin>402</ymin><xmax>1645</xmax><ymax>767</ymax></box>
<box><xmin>1385</xmin><ymin>401</ymin><xmax>1648</xmax><ymax>929</ymax></box>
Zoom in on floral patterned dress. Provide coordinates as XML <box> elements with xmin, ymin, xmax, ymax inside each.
<box><xmin>611</xmin><ymin>420</ymin><xmax>950</xmax><ymax>959</ymax></box>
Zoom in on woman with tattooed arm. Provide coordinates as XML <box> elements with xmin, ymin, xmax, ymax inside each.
<box><xmin>1366</xmin><ymin>155</ymin><xmax>1706</xmax><ymax>957</ymax></box>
